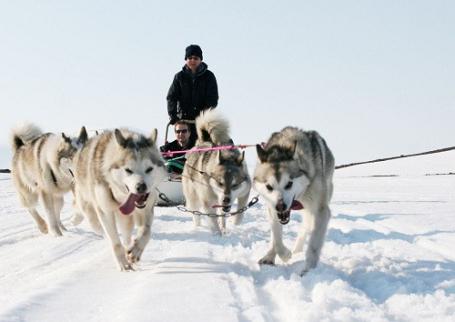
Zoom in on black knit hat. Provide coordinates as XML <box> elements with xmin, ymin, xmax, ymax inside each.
<box><xmin>185</xmin><ymin>44</ymin><xmax>203</xmax><ymax>60</ymax></box>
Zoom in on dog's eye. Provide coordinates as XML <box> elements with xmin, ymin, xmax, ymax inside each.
<box><xmin>265</xmin><ymin>184</ymin><xmax>273</xmax><ymax>191</ymax></box>
<box><xmin>284</xmin><ymin>181</ymin><xmax>293</xmax><ymax>190</ymax></box>
<box><xmin>218</xmin><ymin>181</ymin><xmax>224</xmax><ymax>187</ymax></box>
<box><xmin>145</xmin><ymin>167</ymin><xmax>153</xmax><ymax>173</ymax></box>
<box><xmin>125</xmin><ymin>168</ymin><xmax>133</xmax><ymax>174</ymax></box>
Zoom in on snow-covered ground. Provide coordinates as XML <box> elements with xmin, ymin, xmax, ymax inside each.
<box><xmin>1</xmin><ymin>152</ymin><xmax>454</xmax><ymax>322</ymax></box>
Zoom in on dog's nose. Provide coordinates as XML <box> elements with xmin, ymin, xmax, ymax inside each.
<box><xmin>136</xmin><ymin>182</ymin><xmax>147</xmax><ymax>194</ymax></box>
<box><xmin>223</xmin><ymin>196</ymin><xmax>231</xmax><ymax>204</ymax></box>
<box><xmin>276</xmin><ymin>199</ymin><xmax>286</xmax><ymax>212</ymax></box>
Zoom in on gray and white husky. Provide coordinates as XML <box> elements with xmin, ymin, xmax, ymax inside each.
<box><xmin>72</xmin><ymin>128</ymin><xmax>167</xmax><ymax>271</ymax></box>
<box><xmin>254</xmin><ymin>126</ymin><xmax>334</xmax><ymax>275</ymax></box>
<box><xmin>182</xmin><ymin>109</ymin><xmax>251</xmax><ymax>234</ymax></box>
<box><xmin>11</xmin><ymin>123</ymin><xmax>88</xmax><ymax>236</ymax></box>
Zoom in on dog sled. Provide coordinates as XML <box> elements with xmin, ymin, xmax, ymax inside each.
<box><xmin>155</xmin><ymin>175</ymin><xmax>185</xmax><ymax>207</ymax></box>
<box><xmin>155</xmin><ymin>121</ymin><xmax>187</xmax><ymax>207</ymax></box>
<box><xmin>155</xmin><ymin>119</ymin><xmax>256</xmax><ymax>207</ymax></box>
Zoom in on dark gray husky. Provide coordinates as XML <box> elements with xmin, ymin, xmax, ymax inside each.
<box><xmin>254</xmin><ymin>127</ymin><xmax>334</xmax><ymax>274</ymax></box>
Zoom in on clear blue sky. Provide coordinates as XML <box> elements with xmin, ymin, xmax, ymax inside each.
<box><xmin>1</xmin><ymin>0</ymin><xmax>454</xmax><ymax>166</ymax></box>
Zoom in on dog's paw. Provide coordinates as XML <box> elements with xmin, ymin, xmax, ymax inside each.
<box><xmin>118</xmin><ymin>251</ymin><xmax>135</xmax><ymax>271</ymax></box>
<box><xmin>220</xmin><ymin>226</ymin><xmax>228</xmax><ymax>235</ymax></box>
<box><xmin>210</xmin><ymin>226</ymin><xmax>222</xmax><ymax>236</ymax></box>
<box><xmin>127</xmin><ymin>242</ymin><xmax>144</xmax><ymax>264</ymax></box>
<box><xmin>299</xmin><ymin>268</ymin><xmax>309</xmax><ymax>276</ymax></box>
<box><xmin>278</xmin><ymin>247</ymin><xmax>292</xmax><ymax>263</ymax></box>
<box><xmin>127</xmin><ymin>252</ymin><xmax>141</xmax><ymax>264</ymax></box>
<box><xmin>258</xmin><ymin>256</ymin><xmax>275</xmax><ymax>266</ymax></box>
<box><xmin>37</xmin><ymin>222</ymin><xmax>49</xmax><ymax>234</ymax></box>
<box><xmin>303</xmin><ymin>248</ymin><xmax>320</xmax><ymax>272</ymax></box>
<box><xmin>119</xmin><ymin>262</ymin><xmax>135</xmax><ymax>272</ymax></box>
<box><xmin>302</xmin><ymin>260</ymin><xmax>318</xmax><ymax>274</ymax></box>
<box><xmin>50</xmin><ymin>227</ymin><xmax>63</xmax><ymax>237</ymax></box>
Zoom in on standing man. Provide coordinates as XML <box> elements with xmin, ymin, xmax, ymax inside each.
<box><xmin>166</xmin><ymin>44</ymin><xmax>219</xmax><ymax>140</ymax></box>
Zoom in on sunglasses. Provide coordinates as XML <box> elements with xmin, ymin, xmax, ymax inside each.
<box><xmin>175</xmin><ymin>129</ymin><xmax>188</xmax><ymax>134</ymax></box>
<box><xmin>187</xmin><ymin>56</ymin><xmax>200</xmax><ymax>61</ymax></box>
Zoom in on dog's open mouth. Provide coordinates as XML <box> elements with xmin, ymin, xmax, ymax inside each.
<box><xmin>277</xmin><ymin>209</ymin><xmax>291</xmax><ymax>224</ymax></box>
<box><xmin>119</xmin><ymin>193</ymin><xmax>149</xmax><ymax>215</ymax></box>
<box><xmin>277</xmin><ymin>200</ymin><xmax>304</xmax><ymax>225</ymax></box>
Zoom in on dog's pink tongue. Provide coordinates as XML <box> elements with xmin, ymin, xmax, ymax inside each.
<box><xmin>119</xmin><ymin>194</ymin><xmax>139</xmax><ymax>215</ymax></box>
<box><xmin>291</xmin><ymin>200</ymin><xmax>304</xmax><ymax>210</ymax></box>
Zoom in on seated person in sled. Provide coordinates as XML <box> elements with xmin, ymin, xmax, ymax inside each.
<box><xmin>160</xmin><ymin>120</ymin><xmax>196</xmax><ymax>176</ymax></box>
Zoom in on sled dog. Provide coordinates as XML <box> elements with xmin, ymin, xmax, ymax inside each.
<box><xmin>72</xmin><ymin>128</ymin><xmax>166</xmax><ymax>270</ymax></box>
<box><xmin>11</xmin><ymin>123</ymin><xmax>88</xmax><ymax>236</ymax></box>
<box><xmin>182</xmin><ymin>109</ymin><xmax>251</xmax><ymax>234</ymax></box>
<box><xmin>253</xmin><ymin>126</ymin><xmax>334</xmax><ymax>274</ymax></box>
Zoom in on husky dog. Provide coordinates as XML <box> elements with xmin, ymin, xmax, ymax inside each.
<box><xmin>11</xmin><ymin>123</ymin><xmax>88</xmax><ymax>236</ymax></box>
<box><xmin>254</xmin><ymin>127</ymin><xmax>334</xmax><ymax>275</ymax></box>
<box><xmin>182</xmin><ymin>109</ymin><xmax>251</xmax><ymax>234</ymax></box>
<box><xmin>72</xmin><ymin>128</ymin><xmax>167</xmax><ymax>271</ymax></box>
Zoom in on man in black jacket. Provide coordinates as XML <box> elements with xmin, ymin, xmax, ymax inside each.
<box><xmin>166</xmin><ymin>44</ymin><xmax>219</xmax><ymax>129</ymax></box>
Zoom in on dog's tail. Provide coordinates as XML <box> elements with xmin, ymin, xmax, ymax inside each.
<box><xmin>11</xmin><ymin>123</ymin><xmax>43</xmax><ymax>152</ymax></box>
<box><xmin>195</xmin><ymin>109</ymin><xmax>231</xmax><ymax>145</ymax></box>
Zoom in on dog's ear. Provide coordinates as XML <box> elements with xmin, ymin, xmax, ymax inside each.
<box><xmin>114</xmin><ymin>129</ymin><xmax>127</xmax><ymax>148</ymax></box>
<box><xmin>287</xmin><ymin>141</ymin><xmax>297</xmax><ymax>160</ymax></box>
<box><xmin>256</xmin><ymin>144</ymin><xmax>268</xmax><ymax>163</ymax></box>
<box><xmin>149</xmin><ymin>128</ymin><xmax>158</xmax><ymax>145</ymax></box>
<box><xmin>78</xmin><ymin>126</ymin><xmax>88</xmax><ymax>145</ymax></box>
<box><xmin>61</xmin><ymin>133</ymin><xmax>72</xmax><ymax>144</ymax></box>
<box><xmin>236</xmin><ymin>150</ymin><xmax>245</xmax><ymax>165</ymax></box>
<box><xmin>201</xmin><ymin>129</ymin><xmax>211</xmax><ymax>142</ymax></box>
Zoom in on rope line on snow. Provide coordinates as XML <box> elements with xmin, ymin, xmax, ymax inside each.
<box><xmin>335</xmin><ymin>146</ymin><xmax>455</xmax><ymax>170</ymax></box>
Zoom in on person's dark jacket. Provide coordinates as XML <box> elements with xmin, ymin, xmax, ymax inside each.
<box><xmin>167</xmin><ymin>62</ymin><xmax>218</xmax><ymax>122</ymax></box>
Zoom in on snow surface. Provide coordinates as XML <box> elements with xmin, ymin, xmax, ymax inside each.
<box><xmin>1</xmin><ymin>153</ymin><xmax>455</xmax><ymax>322</ymax></box>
